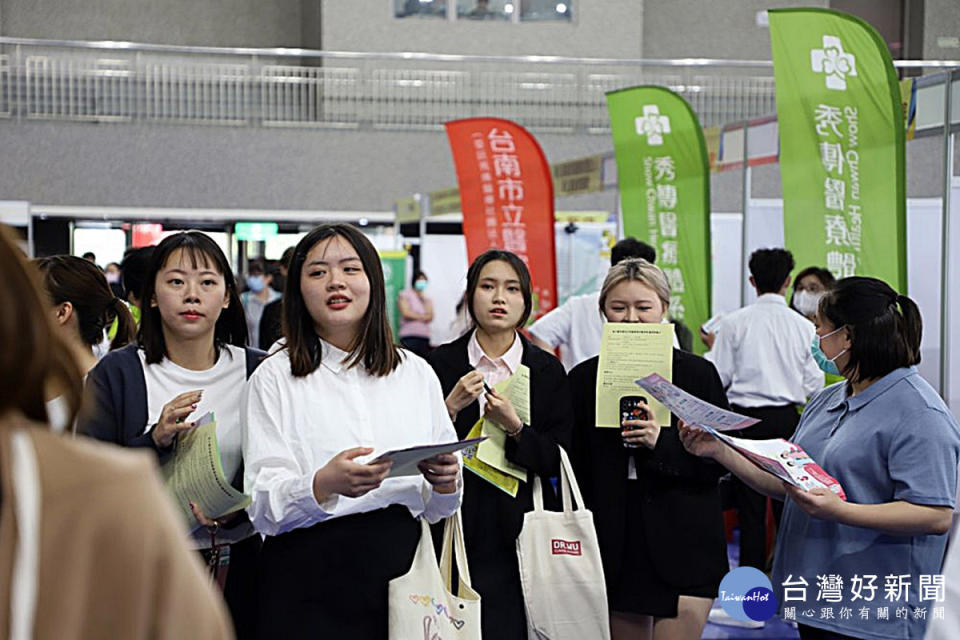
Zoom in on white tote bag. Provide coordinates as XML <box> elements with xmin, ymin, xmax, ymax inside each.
<box><xmin>389</xmin><ymin>511</ymin><xmax>481</xmax><ymax>640</ymax></box>
<box><xmin>516</xmin><ymin>447</ymin><xmax>611</xmax><ymax>640</ymax></box>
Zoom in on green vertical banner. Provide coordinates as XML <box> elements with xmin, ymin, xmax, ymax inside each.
<box><xmin>770</xmin><ymin>9</ymin><xmax>906</xmax><ymax>291</ymax></box>
<box><xmin>379</xmin><ymin>251</ymin><xmax>408</xmax><ymax>338</ymax></box>
<box><xmin>606</xmin><ymin>86</ymin><xmax>712</xmax><ymax>354</ymax></box>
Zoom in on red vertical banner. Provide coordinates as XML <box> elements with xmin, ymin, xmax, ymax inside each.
<box><xmin>445</xmin><ymin>118</ymin><xmax>557</xmax><ymax>319</ymax></box>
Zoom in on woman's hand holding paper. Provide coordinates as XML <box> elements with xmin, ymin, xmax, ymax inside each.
<box><xmin>418</xmin><ymin>453</ymin><xmax>460</xmax><ymax>494</ymax></box>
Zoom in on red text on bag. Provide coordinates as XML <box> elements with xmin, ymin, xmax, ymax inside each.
<box><xmin>551</xmin><ymin>539</ymin><xmax>582</xmax><ymax>556</ymax></box>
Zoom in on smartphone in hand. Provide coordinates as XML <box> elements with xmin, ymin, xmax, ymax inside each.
<box><xmin>620</xmin><ymin>395</ymin><xmax>649</xmax><ymax>450</ymax></box>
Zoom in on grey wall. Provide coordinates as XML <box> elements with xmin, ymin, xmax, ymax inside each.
<box><xmin>923</xmin><ymin>0</ymin><xmax>960</xmax><ymax>62</ymax></box>
<box><xmin>641</xmin><ymin>0</ymin><xmax>828</xmax><ymax>60</ymax></box>
<box><xmin>0</xmin><ymin>0</ymin><xmax>307</xmax><ymax>47</ymax></box>
<box><xmin>0</xmin><ymin>120</ymin><xmax>609</xmax><ymax>211</ymax></box>
<box><xmin>322</xmin><ymin>0</ymin><xmax>643</xmax><ymax>58</ymax></box>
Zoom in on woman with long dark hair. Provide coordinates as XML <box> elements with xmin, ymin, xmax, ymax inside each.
<box><xmin>682</xmin><ymin>276</ymin><xmax>960</xmax><ymax>640</ymax></box>
<box><xmin>34</xmin><ymin>255</ymin><xmax>136</xmax><ymax>431</ymax></box>
<box><xmin>242</xmin><ymin>223</ymin><xmax>461</xmax><ymax>638</ymax></box>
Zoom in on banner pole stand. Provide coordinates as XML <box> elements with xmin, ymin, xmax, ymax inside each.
<box><xmin>939</xmin><ymin>70</ymin><xmax>955</xmax><ymax>404</ymax></box>
<box><xmin>418</xmin><ymin>193</ymin><xmax>428</xmax><ymax>270</ymax></box>
<box><xmin>739</xmin><ymin>124</ymin><xmax>751</xmax><ymax>308</ymax></box>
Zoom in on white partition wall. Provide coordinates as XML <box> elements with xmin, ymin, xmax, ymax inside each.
<box><xmin>420</xmin><ymin>233</ymin><xmax>469</xmax><ymax>347</ymax></box>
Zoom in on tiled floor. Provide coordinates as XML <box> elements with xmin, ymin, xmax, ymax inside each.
<box><xmin>701</xmin><ymin>530</ymin><xmax>800</xmax><ymax>640</ymax></box>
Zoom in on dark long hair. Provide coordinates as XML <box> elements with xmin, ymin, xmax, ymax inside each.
<box><xmin>34</xmin><ymin>255</ymin><xmax>136</xmax><ymax>351</ymax></box>
<box><xmin>139</xmin><ymin>232</ymin><xmax>247</xmax><ymax>364</ymax></box>
<box><xmin>284</xmin><ymin>223</ymin><xmax>401</xmax><ymax>378</ymax></box>
<box><xmin>464</xmin><ymin>249</ymin><xmax>533</xmax><ymax>329</ymax></box>
<box><xmin>0</xmin><ymin>227</ymin><xmax>83</xmax><ymax>425</ymax></box>
<box><xmin>819</xmin><ymin>276</ymin><xmax>922</xmax><ymax>384</ymax></box>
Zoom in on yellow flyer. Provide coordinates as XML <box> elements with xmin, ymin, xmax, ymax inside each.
<box><xmin>595</xmin><ymin>323</ymin><xmax>673</xmax><ymax>428</ymax></box>
<box><xmin>161</xmin><ymin>412</ymin><xmax>251</xmax><ymax>526</ymax></box>
<box><xmin>463</xmin><ymin>418</ymin><xmax>519</xmax><ymax>498</ymax></box>
<box><xmin>478</xmin><ymin>364</ymin><xmax>530</xmax><ymax>482</ymax></box>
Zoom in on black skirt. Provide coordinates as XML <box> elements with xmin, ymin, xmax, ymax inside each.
<box><xmin>256</xmin><ymin>505</ymin><xmax>421</xmax><ymax>638</ymax></box>
<box><xmin>609</xmin><ymin>482</ymin><xmax>720</xmax><ymax>618</ymax></box>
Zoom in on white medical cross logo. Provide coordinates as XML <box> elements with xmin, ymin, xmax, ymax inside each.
<box><xmin>810</xmin><ymin>35</ymin><xmax>857</xmax><ymax>91</ymax></box>
<box><xmin>635</xmin><ymin>105</ymin><xmax>671</xmax><ymax>146</ymax></box>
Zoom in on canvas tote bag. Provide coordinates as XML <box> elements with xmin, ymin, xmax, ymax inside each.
<box><xmin>516</xmin><ymin>447</ymin><xmax>611</xmax><ymax>640</ymax></box>
<box><xmin>388</xmin><ymin>510</ymin><xmax>481</xmax><ymax>640</ymax></box>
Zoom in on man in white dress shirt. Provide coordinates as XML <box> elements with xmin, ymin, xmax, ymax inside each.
<box><xmin>705</xmin><ymin>248</ymin><xmax>824</xmax><ymax>572</ymax></box>
<box><xmin>529</xmin><ymin>238</ymin><xmax>657</xmax><ymax>371</ymax></box>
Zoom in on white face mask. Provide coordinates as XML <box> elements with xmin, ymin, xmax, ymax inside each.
<box><xmin>794</xmin><ymin>289</ymin><xmax>823</xmax><ymax>316</ymax></box>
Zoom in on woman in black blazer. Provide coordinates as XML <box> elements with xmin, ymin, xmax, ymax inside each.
<box><xmin>568</xmin><ymin>258</ymin><xmax>729</xmax><ymax>640</ymax></box>
<box><xmin>427</xmin><ymin>249</ymin><xmax>573</xmax><ymax>640</ymax></box>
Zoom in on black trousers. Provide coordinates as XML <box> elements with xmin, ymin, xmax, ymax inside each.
<box><xmin>400</xmin><ymin>336</ymin><xmax>431</xmax><ymax>358</ymax></box>
<box><xmin>729</xmin><ymin>403</ymin><xmax>801</xmax><ymax>571</ymax></box>
<box><xmin>256</xmin><ymin>505</ymin><xmax>420</xmax><ymax>639</ymax></box>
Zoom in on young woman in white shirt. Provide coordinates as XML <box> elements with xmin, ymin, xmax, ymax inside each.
<box><xmin>242</xmin><ymin>222</ymin><xmax>462</xmax><ymax>638</ymax></box>
<box><xmin>79</xmin><ymin>231</ymin><xmax>265</xmax><ymax>639</ymax></box>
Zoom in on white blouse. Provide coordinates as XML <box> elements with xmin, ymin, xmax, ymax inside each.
<box><xmin>242</xmin><ymin>339</ymin><xmax>462</xmax><ymax>536</ymax></box>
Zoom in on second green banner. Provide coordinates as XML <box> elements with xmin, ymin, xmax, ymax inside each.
<box><xmin>607</xmin><ymin>86</ymin><xmax>712</xmax><ymax>353</ymax></box>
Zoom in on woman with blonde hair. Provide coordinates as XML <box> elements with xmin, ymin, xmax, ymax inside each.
<box><xmin>0</xmin><ymin>225</ymin><xmax>232</xmax><ymax>639</ymax></box>
<box><xmin>569</xmin><ymin>258</ymin><xmax>729</xmax><ymax>640</ymax></box>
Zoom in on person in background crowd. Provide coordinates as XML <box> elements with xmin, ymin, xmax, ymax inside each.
<box><xmin>427</xmin><ymin>249</ymin><xmax>573</xmax><ymax>639</ymax></box>
<box><xmin>34</xmin><ymin>255</ymin><xmax>136</xmax><ymax>432</ymax></box>
<box><xmin>258</xmin><ymin>247</ymin><xmax>294</xmax><ymax>352</ymax></box>
<box><xmin>81</xmin><ymin>251</ymin><xmax>97</xmax><ymax>264</ymax></box>
<box><xmin>78</xmin><ymin>231</ymin><xmax>264</xmax><ymax>639</ymax></box>
<box><xmin>682</xmin><ymin>277</ymin><xmax>960</xmax><ymax>640</ymax></box>
<box><xmin>0</xmin><ymin>225</ymin><xmax>233</xmax><ymax>640</ymax></box>
<box><xmin>105</xmin><ymin>261</ymin><xmax>124</xmax><ymax>298</ymax></box>
<box><xmin>790</xmin><ymin>266</ymin><xmax>836</xmax><ymax>321</ymax></box>
<box><xmin>704</xmin><ymin>248</ymin><xmax>824</xmax><ymax>579</ymax></box>
<box><xmin>242</xmin><ymin>223</ymin><xmax>461</xmax><ymax>638</ymax></box>
<box><xmin>241</xmin><ymin>259</ymin><xmax>280</xmax><ymax>349</ymax></box>
<box><xmin>397</xmin><ymin>269</ymin><xmax>434</xmax><ymax>357</ymax></box>
<box><xmin>530</xmin><ymin>237</ymin><xmax>658</xmax><ymax>371</ymax></box>
<box><xmin>569</xmin><ymin>259</ymin><xmax>729</xmax><ymax>640</ymax></box>
<box><xmin>120</xmin><ymin>246</ymin><xmax>155</xmax><ymax>324</ymax></box>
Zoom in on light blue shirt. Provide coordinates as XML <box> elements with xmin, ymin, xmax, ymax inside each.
<box><xmin>772</xmin><ymin>367</ymin><xmax>960</xmax><ymax>640</ymax></box>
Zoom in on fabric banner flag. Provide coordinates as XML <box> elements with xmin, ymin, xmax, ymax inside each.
<box><xmin>770</xmin><ymin>9</ymin><xmax>906</xmax><ymax>292</ymax></box>
<box><xmin>606</xmin><ymin>86</ymin><xmax>712</xmax><ymax>354</ymax></box>
<box><xmin>379</xmin><ymin>251</ymin><xmax>407</xmax><ymax>337</ymax></box>
<box><xmin>445</xmin><ymin>118</ymin><xmax>558</xmax><ymax>320</ymax></box>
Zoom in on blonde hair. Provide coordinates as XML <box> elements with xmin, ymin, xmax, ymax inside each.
<box><xmin>598</xmin><ymin>258</ymin><xmax>671</xmax><ymax>316</ymax></box>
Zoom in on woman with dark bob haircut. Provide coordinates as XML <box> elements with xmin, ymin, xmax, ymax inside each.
<box><xmin>79</xmin><ymin>231</ymin><xmax>265</xmax><ymax>638</ymax></box>
<box><xmin>242</xmin><ymin>223</ymin><xmax>461</xmax><ymax>638</ymax></box>
<box><xmin>426</xmin><ymin>248</ymin><xmax>573</xmax><ymax>639</ymax></box>
<box><xmin>682</xmin><ymin>276</ymin><xmax>960</xmax><ymax>640</ymax></box>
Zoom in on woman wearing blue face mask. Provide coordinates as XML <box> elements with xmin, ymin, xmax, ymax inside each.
<box><xmin>241</xmin><ymin>259</ymin><xmax>280</xmax><ymax>349</ymax></box>
<box><xmin>397</xmin><ymin>270</ymin><xmax>434</xmax><ymax>357</ymax></box>
<box><xmin>681</xmin><ymin>276</ymin><xmax>960</xmax><ymax>640</ymax></box>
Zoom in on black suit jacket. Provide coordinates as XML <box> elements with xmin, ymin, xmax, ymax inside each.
<box><xmin>427</xmin><ymin>331</ymin><xmax>573</xmax><ymax>638</ymax></box>
<box><xmin>568</xmin><ymin>349</ymin><xmax>730</xmax><ymax>591</ymax></box>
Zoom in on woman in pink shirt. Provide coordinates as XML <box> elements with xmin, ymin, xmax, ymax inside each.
<box><xmin>397</xmin><ymin>270</ymin><xmax>434</xmax><ymax>357</ymax></box>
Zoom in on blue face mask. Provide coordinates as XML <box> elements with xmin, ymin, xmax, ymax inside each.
<box><xmin>246</xmin><ymin>275</ymin><xmax>266</xmax><ymax>293</ymax></box>
<box><xmin>811</xmin><ymin>326</ymin><xmax>848</xmax><ymax>376</ymax></box>
<box><xmin>414</xmin><ymin>279</ymin><xmax>428</xmax><ymax>292</ymax></box>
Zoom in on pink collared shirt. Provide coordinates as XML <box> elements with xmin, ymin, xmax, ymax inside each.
<box><xmin>467</xmin><ymin>330</ymin><xmax>523</xmax><ymax>414</ymax></box>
